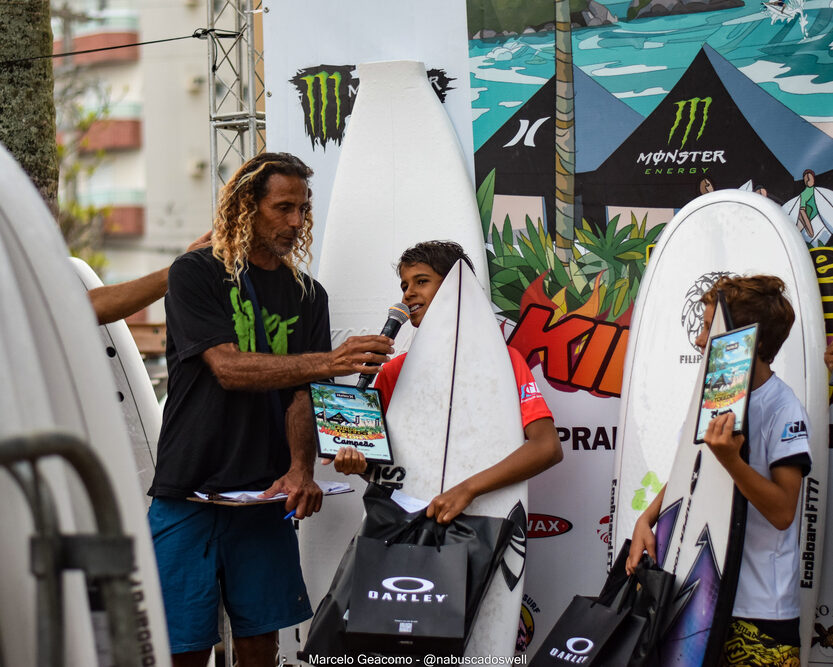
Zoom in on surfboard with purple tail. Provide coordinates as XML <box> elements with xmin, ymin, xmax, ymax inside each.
<box><xmin>610</xmin><ymin>190</ymin><xmax>827</xmax><ymax>665</ymax></box>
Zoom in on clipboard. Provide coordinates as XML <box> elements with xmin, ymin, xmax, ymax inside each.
<box><xmin>187</xmin><ymin>480</ymin><xmax>354</xmax><ymax>506</ymax></box>
<box><xmin>694</xmin><ymin>323</ymin><xmax>758</xmax><ymax>443</ymax></box>
<box><xmin>309</xmin><ymin>381</ymin><xmax>394</xmax><ymax>464</ymax></box>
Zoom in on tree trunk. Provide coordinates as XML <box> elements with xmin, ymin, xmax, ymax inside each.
<box><xmin>554</xmin><ymin>0</ymin><xmax>576</xmax><ymax>263</ymax></box>
<box><xmin>0</xmin><ymin>1</ymin><xmax>58</xmax><ymax>210</ymax></box>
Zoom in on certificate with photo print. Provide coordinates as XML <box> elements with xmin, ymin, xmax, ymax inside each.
<box><xmin>694</xmin><ymin>323</ymin><xmax>758</xmax><ymax>444</ymax></box>
<box><xmin>309</xmin><ymin>382</ymin><xmax>394</xmax><ymax>464</ymax></box>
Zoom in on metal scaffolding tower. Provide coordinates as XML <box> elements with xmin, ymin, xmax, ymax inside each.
<box><xmin>203</xmin><ymin>5</ymin><xmax>267</xmax><ymax>665</ymax></box>
<box><xmin>205</xmin><ymin>0</ymin><xmax>265</xmax><ymax>214</ymax></box>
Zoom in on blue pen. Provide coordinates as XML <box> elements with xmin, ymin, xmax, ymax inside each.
<box><xmin>283</xmin><ymin>509</ymin><xmax>296</xmax><ymax>520</ymax></box>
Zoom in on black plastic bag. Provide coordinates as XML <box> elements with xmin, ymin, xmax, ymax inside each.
<box><xmin>301</xmin><ymin>484</ymin><xmax>518</xmax><ymax>658</ymax></box>
<box><xmin>530</xmin><ymin>540</ymin><xmax>674</xmax><ymax>667</ymax></box>
<box><xmin>347</xmin><ymin>537</ymin><xmax>467</xmax><ymax>654</ymax></box>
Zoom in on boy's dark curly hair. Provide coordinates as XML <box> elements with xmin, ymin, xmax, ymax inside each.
<box><xmin>702</xmin><ymin>275</ymin><xmax>794</xmax><ymax>363</ymax></box>
<box><xmin>397</xmin><ymin>240</ymin><xmax>474</xmax><ymax>278</ymax></box>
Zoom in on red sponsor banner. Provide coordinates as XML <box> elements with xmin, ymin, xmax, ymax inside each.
<box><xmin>527</xmin><ymin>513</ymin><xmax>573</xmax><ymax>539</ymax></box>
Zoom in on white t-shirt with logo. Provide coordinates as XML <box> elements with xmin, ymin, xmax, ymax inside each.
<box><xmin>732</xmin><ymin>373</ymin><xmax>811</xmax><ymax>620</ymax></box>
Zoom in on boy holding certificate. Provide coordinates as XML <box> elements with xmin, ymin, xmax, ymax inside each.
<box><xmin>326</xmin><ymin>240</ymin><xmax>563</xmax><ymax>524</ymax></box>
<box><xmin>627</xmin><ymin>274</ymin><xmax>812</xmax><ymax>664</ymax></box>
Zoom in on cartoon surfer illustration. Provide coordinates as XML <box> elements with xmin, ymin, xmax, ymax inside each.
<box><xmin>761</xmin><ymin>0</ymin><xmax>809</xmax><ymax>36</ymax></box>
<box><xmin>783</xmin><ymin>169</ymin><xmax>833</xmax><ymax>247</ymax></box>
<box><xmin>762</xmin><ymin>0</ymin><xmax>786</xmax><ymax>12</ymax></box>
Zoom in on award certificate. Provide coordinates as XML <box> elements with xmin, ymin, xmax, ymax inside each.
<box><xmin>309</xmin><ymin>382</ymin><xmax>394</xmax><ymax>464</ymax></box>
<box><xmin>694</xmin><ymin>323</ymin><xmax>758</xmax><ymax>444</ymax></box>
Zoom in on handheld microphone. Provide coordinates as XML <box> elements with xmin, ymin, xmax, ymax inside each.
<box><xmin>356</xmin><ymin>302</ymin><xmax>410</xmax><ymax>391</ymax></box>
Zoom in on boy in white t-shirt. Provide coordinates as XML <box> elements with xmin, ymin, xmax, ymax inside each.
<box><xmin>627</xmin><ymin>275</ymin><xmax>812</xmax><ymax>665</ymax></box>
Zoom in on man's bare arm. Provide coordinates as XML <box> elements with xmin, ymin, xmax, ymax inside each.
<box><xmin>259</xmin><ymin>390</ymin><xmax>322</xmax><ymax>517</ymax></box>
<box><xmin>88</xmin><ymin>268</ymin><xmax>170</xmax><ymax>325</ymax></box>
<box><xmin>201</xmin><ymin>335</ymin><xmax>394</xmax><ymax>391</ymax></box>
<box><xmin>87</xmin><ymin>230</ymin><xmax>212</xmax><ymax>325</ymax></box>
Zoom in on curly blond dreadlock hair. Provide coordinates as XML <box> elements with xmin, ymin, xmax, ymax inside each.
<box><xmin>212</xmin><ymin>152</ymin><xmax>314</xmax><ymax>290</ymax></box>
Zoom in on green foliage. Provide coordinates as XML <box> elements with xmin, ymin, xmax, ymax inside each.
<box><xmin>55</xmin><ymin>78</ymin><xmax>114</xmax><ymax>275</ymax></box>
<box><xmin>573</xmin><ymin>211</ymin><xmax>664</xmax><ymax>321</ymax></box>
<box><xmin>57</xmin><ymin>200</ymin><xmax>110</xmax><ymax>273</ymax></box>
<box><xmin>477</xmin><ymin>168</ymin><xmax>496</xmax><ymax>239</ymax></box>
<box><xmin>478</xmin><ymin>172</ymin><xmax>665</xmax><ymax>324</ymax></box>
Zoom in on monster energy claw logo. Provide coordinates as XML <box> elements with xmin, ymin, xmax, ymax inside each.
<box><xmin>291</xmin><ymin>65</ymin><xmax>356</xmax><ymax>150</ymax></box>
<box><xmin>668</xmin><ymin>97</ymin><xmax>712</xmax><ymax>149</ymax></box>
<box><xmin>291</xmin><ymin>65</ymin><xmax>455</xmax><ymax>151</ymax></box>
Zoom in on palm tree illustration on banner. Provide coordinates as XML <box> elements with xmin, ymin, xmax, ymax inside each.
<box><xmin>554</xmin><ymin>0</ymin><xmax>576</xmax><ymax>265</ymax></box>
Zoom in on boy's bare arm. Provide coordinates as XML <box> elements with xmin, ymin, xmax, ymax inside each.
<box><xmin>626</xmin><ymin>483</ymin><xmax>666</xmax><ymax>574</ymax></box>
<box><xmin>705</xmin><ymin>412</ymin><xmax>803</xmax><ymax>530</ymax></box>
<box><xmin>426</xmin><ymin>417</ymin><xmax>562</xmax><ymax>524</ymax></box>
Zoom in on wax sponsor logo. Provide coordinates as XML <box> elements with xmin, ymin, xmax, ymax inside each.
<box><xmin>781</xmin><ymin>420</ymin><xmax>808</xmax><ymax>442</ymax></box>
<box><xmin>636</xmin><ymin>97</ymin><xmax>727</xmax><ymax>176</ymax></box>
<box><xmin>366</xmin><ymin>576</ymin><xmax>448</xmax><ymax>604</ymax></box>
<box><xmin>548</xmin><ymin>637</ymin><xmax>593</xmax><ymax>663</ymax></box>
<box><xmin>290</xmin><ymin>65</ymin><xmax>455</xmax><ymax>150</ymax></box>
<box><xmin>527</xmin><ymin>513</ymin><xmax>572</xmax><ymax>538</ymax></box>
<box><xmin>801</xmin><ymin>477</ymin><xmax>820</xmax><ymax>589</ymax></box>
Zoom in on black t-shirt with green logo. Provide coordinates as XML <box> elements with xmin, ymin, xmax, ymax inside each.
<box><xmin>149</xmin><ymin>247</ymin><xmax>331</xmax><ymax>498</ymax></box>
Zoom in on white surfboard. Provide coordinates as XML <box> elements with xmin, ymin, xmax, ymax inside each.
<box><xmin>384</xmin><ymin>260</ymin><xmax>527</xmax><ymax>656</ymax></box>
<box><xmin>0</xmin><ymin>229</ymin><xmax>100</xmax><ymax>666</ymax></box>
<box><xmin>317</xmin><ymin>59</ymin><xmax>489</xmax><ymax>351</ymax></box>
<box><xmin>70</xmin><ymin>257</ymin><xmax>162</xmax><ymax>507</ymax></box>
<box><xmin>0</xmin><ymin>144</ymin><xmax>171</xmax><ymax>665</ymax></box>
<box><xmin>653</xmin><ymin>303</ymin><xmax>735</xmax><ymax>665</ymax></box>
<box><xmin>298</xmin><ymin>59</ymin><xmax>491</xmax><ymax>659</ymax></box>
<box><xmin>611</xmin><ymin>190</ymin><xmax>828</xmax><ymax>665</ymax></box>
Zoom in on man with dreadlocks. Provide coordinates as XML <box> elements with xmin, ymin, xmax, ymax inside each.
<box><xmin>147</xmin><ymin>153</ymin><xmax>393</xmax><ymax>667</ymax></box>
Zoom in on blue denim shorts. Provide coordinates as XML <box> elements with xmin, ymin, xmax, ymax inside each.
<box><xmin>148</xmin><ymin>497</ymin><xmax>312</xmax><ymax>654</ymax></box>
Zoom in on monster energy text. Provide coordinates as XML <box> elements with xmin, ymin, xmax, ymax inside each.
<box><xmin>636</xmin><ymin>97</ymin><xmax>726</xmax><ymax>174</ymax></box>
